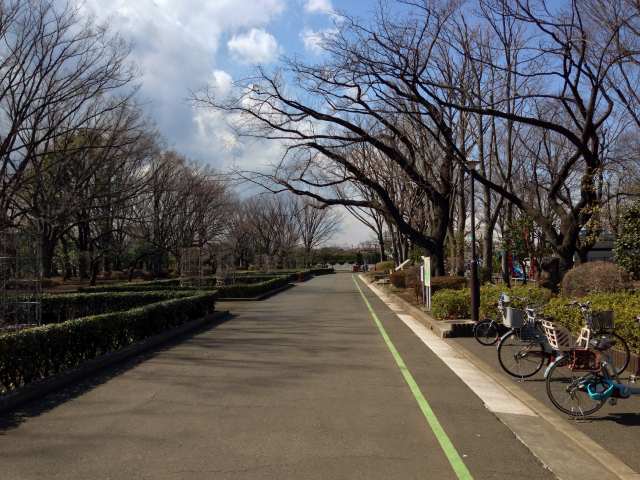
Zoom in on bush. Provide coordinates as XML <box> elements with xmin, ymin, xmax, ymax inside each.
<box><xmin>431</xmin><ymin>284</ymin><xmax>553</xmax><ymax>321</ymax></box>
<box><xmin>614</xmin><ymin>201</ymin><xmax>640</xmax><ymax>279</ymax></box>
<box><xmin>478</xmin><ymin>283</ymin><xmax>553</xmax><ymax>320</ymax></box>
<box><xmin>544</xmin><ymin>292</ymin><xmax>640</xmax><ymax>355</ymax></box>
<box><xmin>432</xmin><ymin>289</ymin><xmax>470</xmax><ymax>319</ymax></box>
<box><xmin>217</xmin><ymin>276</ymin><xmax>290</xmax><ymax>299</ymax></box>
<box><xmin>41</xmin><ymin>291</ymin><xmax>198</xmax><ymax>324</ymax></box>
<box><xmin>431</xmin><ymin>276</ymin><xmax>466</xmax><ymax>293</ymax></box>
<box><xmin>390</xmin><ymin>267</ymin><xmax>420</xmax><ymax>289</ymax></box>
<box><xmin>309</xmin><ymin>267</ymin><xmax>335</xmax><ymax>275</ymax></box>
<box><xmin>561</xmin><ymin>261</ymin><xmax>631</xmax><ymax>297</ymax></box>
<box><xmin>0</xmin><ymin>292</ymin><xmax>217</xmax><ymax>393</ymax></box>
<box><xmin>375</xmin><ymin>261</ymin><xmax>395</xmax><ymax>272</ymax></box>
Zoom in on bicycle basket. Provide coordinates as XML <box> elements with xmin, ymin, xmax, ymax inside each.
<box><xmin>570</xmin><ymin>350</ymin><xmax>600</xmax><ymax>371</ymax></box>
<box><xmin>504</xmin><ymin>307</ymin><xmax>526</xmax><ymax>328</ymax></box>
<box><xmin>591</xmin><ymin>311</ymin><xmax>614</xmax><ymax>332</ymax></box>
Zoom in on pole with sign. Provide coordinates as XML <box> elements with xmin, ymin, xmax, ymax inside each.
<box><xmin>421</xmin><ymin>256</ymin><xmax>431</xmax><ymax>310</ymax></box>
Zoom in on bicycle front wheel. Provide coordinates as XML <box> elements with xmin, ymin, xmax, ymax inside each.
<box><xmin>545</xmin><ymin>357</ymin><xmax>605</xmax><ymax>417</ymax></box>
<box><xmin>474</xmin><ymin>319</ymin><xmax>500</xmax><ymax>346</ymax></box>
<box><xmin>497</xmin><ymin>330</ymin><xmax>546</xmax><ymax>378</ymax></box>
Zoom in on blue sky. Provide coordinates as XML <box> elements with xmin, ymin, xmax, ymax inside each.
<box><xmin>76</xmin><ymin>0</ymin><xmax>380</xmax><ymax>246</ymax></box>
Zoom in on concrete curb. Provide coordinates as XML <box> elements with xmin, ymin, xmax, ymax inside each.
<box><xmin>452</xmin><ymin>340</ymin><xmax>640</xmax><ymax>480</ymax></box>
<box><xmin>0</xmin><ymin>311</ymin><xmax>231</xmax><ymax>414</ymax></box>
<box><xmin>217</xmin><ymin>283</ymin><xmax>294</xmax><ymax>302</ymax></box>
<box><xmin>358</xmin><ymin>275</ymin><xmax>474</xmax><ymax>338</ymax></box>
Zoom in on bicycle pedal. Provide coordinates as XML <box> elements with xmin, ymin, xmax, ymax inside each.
<box><xmin>630</xmin><ymin>375</ymin><xmax>637</xmax><ymax>384</ymax></box>
<box><xmin>609</xmin><ymin>398</ymin><xmax>618</xmax><ymax>406</ymax></box>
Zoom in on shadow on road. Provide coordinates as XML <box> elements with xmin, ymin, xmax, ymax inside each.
<box><xmin>0</xmin><ymin>314</ymin><xmax>235</xmax><ymax>434</ymax></box>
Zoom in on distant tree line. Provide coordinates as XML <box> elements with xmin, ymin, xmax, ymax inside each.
<box><xmin>0</xmin><ymin>0</ymin><xmax>341</xmax><ymax>284</ymax></box>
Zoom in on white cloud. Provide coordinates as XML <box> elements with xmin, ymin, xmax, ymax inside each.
<box><xmin>70</xmin><ymin>0</ymin><xmax>286</xmax><ymax>168</ymax></box>
<box><xmin>210</xmin><ymin>70</ymin><xmax>233</xmax><ymax>97</ymax></box>
<box><xmin>228</xmin><ymin>28</ymin><xmax>279</xmax><ymax>64</ymax></box>
<box><xmin>305</xmin><ymin>0</ymin><xmax>334</xmax><ymax>14</ymax></box>
<box><xmin>301</xmin><ymin>27</ymin><xmax>337</xmax><ymax>54</ymax></box>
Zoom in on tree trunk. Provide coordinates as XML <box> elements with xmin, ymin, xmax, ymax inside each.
<box><xmin>377</xmin><ymin>231</ymin><xmax>386</xmax><ymax>261</ymax></box>
<box><xmin>41</xmin><ymin>236</ymin><xmax>57</xmax><ymax>278</ymax></box>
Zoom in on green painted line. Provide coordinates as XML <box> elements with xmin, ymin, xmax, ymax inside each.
<box><xmin>352</xmin><ymin>275</ymin><xmax>473</xmax><ymax>480</ymax></box>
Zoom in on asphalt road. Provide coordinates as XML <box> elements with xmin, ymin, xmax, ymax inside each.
<box><xmin>0</xmin><ymin>274</ymin><xmax>553</xmax><ymax>479</ymax></box>
<box><xmin>453</xmin><ymin>336</ymin><xmax>640</xmax><ymax>473</ymax></box>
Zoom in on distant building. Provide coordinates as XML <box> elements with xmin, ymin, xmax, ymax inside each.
<box><xmin>579</xmin><ymin>233</ymin><xmax>615</xmax><ymax>262</ymax></box>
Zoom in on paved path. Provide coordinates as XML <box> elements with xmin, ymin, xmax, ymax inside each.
<box><xmin>0</xmin><ymin>274</ymin><xmax>553</xmax><ymax>479</ymax></box>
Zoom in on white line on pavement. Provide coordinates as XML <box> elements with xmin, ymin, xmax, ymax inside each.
<box><xmin>364</xmin><ymin>280</ymin><xmax>536</xmax><ymax>417</ymax></box>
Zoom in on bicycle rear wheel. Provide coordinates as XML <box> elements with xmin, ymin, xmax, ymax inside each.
<box><xmin>474</xmin><ymin>319</ymin><xmax>500</xmax><ymax>346</ymax></box>
<box><xmin>545</xmin><ymin>357</ymin><xmax>605</xmax><ymax>417</ymax></box>
<box><xmin>604</xmin><ymin>333</ymin><xmax>631</xmax><ymax>376</ymax></box>
<box><xmin>497</xmin><ymin>330</ymin><xmax>545</xmax><ymax>378</ymax></box>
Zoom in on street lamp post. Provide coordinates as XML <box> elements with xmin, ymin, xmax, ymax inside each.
<box><xmin>468</xmin><ymin>161</ymin><xmax>480</xmax><ymax>322</ymax></box>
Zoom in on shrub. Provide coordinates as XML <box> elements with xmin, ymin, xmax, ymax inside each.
<box><xmin>431</xmin><ymin>276</ymin><xmax>466</xmax><ymax>293</ymax></box>
<box><xmin>0</xmin><ymin>292</ymin><xmax>217</xmax><ymax>393</ymax></box>
<box><xmin>375</xmin><ymin>261</ymin><xmax>395</xmax><ymax>272</ymax></box>
<box><xmin>544</xmin><ymin>292</ymin><xmax>640</xmax><ymax>355</ymax></box>
<box><xmin>41</xmin><ymin>291</ymin><xmax>198</xmax><ymax>324</ymax></box>
<box><xmin>614</xmin><ymin>200</ymin><xmax>640</xmax><ymax>279</ymax></box>
<box><xmin>390</xmin><ymin>267</ymin><xmax>420</xmax><ymax>289</ymax></box>
<box><xmin>478</xmin><ymin>283</ymin><xmax>553</xmax><ymax>320</ymax></box>
<box><xmin>432</xmin><ymin>289</ymin><xmax>470</xmax><ymax>319</ymax></box>
<box><xmin>309</xmin><ymin>267</ymin><xmax>335</xmax><ymax>275</ymax></box>
<box><xmin>431</xmin><ymin>284</ymin><xmax>553</xmax><ymax>321</ymax></box>
<box><xmin>217</xmin><ymin>276</ymin><xmax>290</xmax><ymax>299</ymax></box>
<box><xmin>390</xmin><ymin>270</ymin><xmax>405</xmax><ymax>288</ymax></box>
<box><xmin>561</xmin><ymin>261</ymin><xmax>631</xmax><ymax>297</ymax></box>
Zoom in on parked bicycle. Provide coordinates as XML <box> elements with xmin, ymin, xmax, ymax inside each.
<box><xmin>542</xmin><ymin>317</ymin><xmax>640</xmax><ymax>416</ymax></box>
<box><xmin>473</xmin><ymin>293</ymin><xmax>511</xmax><ymax>346</ymax></box>
<box><xmin>496</xmin><ymin>304</ymin><xmax>553</xmax><ymax>378</ymax></box>
<box><xmin>567</xmin><ymin>301</ymin><xmax>631</xmax><ymax>376</ymax></box>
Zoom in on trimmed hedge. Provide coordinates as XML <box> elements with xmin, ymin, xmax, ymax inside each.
<box><xmin>431</xmin><ymin>284</ymin><xmax>553</xmax><ymax>320</ymax></box>
<box><xmin>431</xmin><ymin>289</ymin><xmax>470</xmax><ymax>320</ymax></box>
<box><xmin>431</xmin><ymin>276</ymin><xmax>467</xmax><ymax>293</ymax></box>
<box><xmin>375</xmin><ymin>261</ymin><xmax>395</xmax><ymax>271</ymax></box>
<box><xmin>0</xmin><ymin>292</ymin><xmax>217</xmax><ymax>394</ymax></box>
<box><xmin>77</xmin><ymin>272</ymin><xmax>307</xmax><ymax>293</ymax></box>
<box><xmin>41</xmin><ymin>291</ymin><xmax>198</xmax><ymax>324</ymax></box>
<box><xmin>543</xmin><ymin>292</ymin><xmax>640</xmax><ymax>355</ymax></box>
<box><xmin>309</xmin><ymin>267</ymin><xmax>335</xmax><ymax>275</ymax></box>
<box><xmin>217</xmin><ymin>276</ymin><xmax>290</xmax><ymax>299</ymax></box>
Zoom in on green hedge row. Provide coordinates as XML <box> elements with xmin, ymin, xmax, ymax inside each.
<box><xmin>41</xmin><ymin>291</ymin><xmax>198</xmax><ymax>324</ymax></box>
<box><xmin>217</xmin><ymin>276</ymin><xmax>290</xmax><ymax>299</ymax></box>
<box><xmin>431</xmin><ymin>284</ymin><xmax>553</xmax><ymax>321</ymax></box>
<box><xmin>0</xmin><ymin>292</ymin><xmax>217</xmax><ymax>394</ymax></box>
<box><xmin>431</xmin><ymin>285</ymin><xmax>640</xmax><ymax>355</ymax></box>
<box><xmin>76</xmin><ymin>273</ymin><xmax>303</xmax><ymax>293</ymax></box>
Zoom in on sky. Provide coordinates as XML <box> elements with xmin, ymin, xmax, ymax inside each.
<box><xmin>74</xmin><ymin>0</ymin><xmax>377</xmax><ymax>247</ymax></box>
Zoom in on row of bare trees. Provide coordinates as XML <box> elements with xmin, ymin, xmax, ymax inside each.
<box><xmin>1</xmin><ymin>0</ymin><xmax>341</xmax><ymax>283</ymax></box>
<box><xmin>197</xmin><ymin>0</ymin><xmax>640</xmax><ymax>288</ymax></box>
<box><xmin>225</xmin><ymin>195</ymin><xmax>341</xmax><ymax>271</ymax></box>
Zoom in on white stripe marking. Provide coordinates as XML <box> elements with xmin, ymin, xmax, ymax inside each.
<box><xmin>366</xmin><ymin>282</ymin><xmax>536</xmax><ymax>417</ymax></box>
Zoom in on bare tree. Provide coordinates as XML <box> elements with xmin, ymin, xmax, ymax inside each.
<box><xmin>0</xmin><ymin>0</ymin><xmax>137</xmax><ymax>229</ymax></box>
<box><xmin>295</xmin><ymin>200</ymin><xmax>341</xmax><ymax>266</ymax></box>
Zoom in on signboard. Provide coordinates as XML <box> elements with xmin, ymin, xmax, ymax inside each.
<box><xmin>423</xmin><ymin>256</ymin><xmax>431</xmax><ymax>287</ymax></box>
<box><xmin>421</xmin><ymin>256</ymin><xmax>432</xmax><ymax>310</ymax></box>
